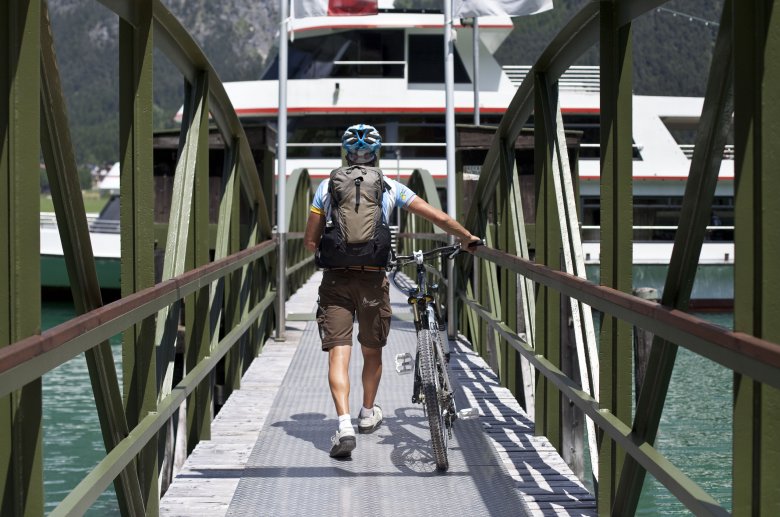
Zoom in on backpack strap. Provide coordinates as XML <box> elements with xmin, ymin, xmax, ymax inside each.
<box><xmin>325</xmin><ymin>177</ymin><xmax>336</xmax><ymax>222</ymax></box>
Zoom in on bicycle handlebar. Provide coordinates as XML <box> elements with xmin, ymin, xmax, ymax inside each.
<box><xmin>389</xmin><ymin>239</ymin><xmax>483</xmax><ymax>296</ymax></box>
<box><xmin>391</xmin><ymin>239</ymin><xmax>484</xmax><ymax>269</ymax></box>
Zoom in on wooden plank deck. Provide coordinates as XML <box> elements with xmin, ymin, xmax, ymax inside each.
<box><xmin>160</xmin><ymin>271</ymin><xmax>596</xmax><ymax>516</ymax></box>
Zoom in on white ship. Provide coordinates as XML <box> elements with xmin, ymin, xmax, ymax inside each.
<box><xmin>44</xmin><ymin>2</ymin><xmax>734</xmax><ymax>305</ymax></box>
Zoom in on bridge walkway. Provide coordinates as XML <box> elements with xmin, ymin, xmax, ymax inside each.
<box><xmin>160</xmin><ymin>272</ymin><xmax>596</xmax><ymax>516</ymax></box>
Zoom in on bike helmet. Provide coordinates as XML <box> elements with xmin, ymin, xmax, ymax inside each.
<box><xmin>342</xmin><ymin>124</ymin><xmax>381</xmax><ymax>164</ymax></box>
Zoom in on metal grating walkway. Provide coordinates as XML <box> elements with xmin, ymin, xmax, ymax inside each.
<box><xmin>161</xmin><ymin>272</ymin><xmax>596</xmax><ymax>516</ymax></box>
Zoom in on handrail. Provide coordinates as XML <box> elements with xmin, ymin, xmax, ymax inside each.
<box><xmin>457</xmin><ymin>289</ymin><xmax>726</xmax><ymax>516</ymax></box>
<box><xmin>474</xmin><ymin>246</ymin><xmax>780</xmax><ymax>390</ymax></box>
<box><xmin>8</xmin><ymin>1</ymin><xmax>303</xmax><ymax>515</ymax></box>
<box><xmin>454</xmin><ymin>1</ymin><xmax>753</xmax><ymax>515</ymax></box>
<box><xmin>52</xmin><ymin>288</ymin><xmax>276</xmax><ymax>516</ymax></box>
<box><xmin>0</xmin><ymin>240</ymin><xmax>276</xmax><ymax>397</ymax></box>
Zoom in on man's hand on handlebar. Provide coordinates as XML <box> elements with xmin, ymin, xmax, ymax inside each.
<box><xmin>460</xmin><ymin>236</ymin><xmax>484</xmax><ymax>253</ymax></box>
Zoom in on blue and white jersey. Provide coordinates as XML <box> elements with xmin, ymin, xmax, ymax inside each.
<box><xmin>310</xmin><ymin>176</ymin><xmax>416</xmax><ymax>223</ymax></box>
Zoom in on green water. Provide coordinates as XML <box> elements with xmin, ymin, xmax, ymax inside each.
<box><xmin>42</xmin><ymin>302</ymin><xmax>120</xmax><ymax>516</ymax></box>
<box><xmin>41</xmin><ymin>303</ymin><xmax>732</xmax><ymax>515</ymax></box>
<box><xmin>635</xmin><ymin>312</ymin><xmax>733</xmax><ymax>515</ymax></box>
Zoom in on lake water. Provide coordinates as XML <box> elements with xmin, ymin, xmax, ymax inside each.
<box><xmin>42</xmin><ymin>302</ymin><xmax>121</xmax><ymax>516</ymax></box>
<box><xmin>41</xmin><ymin>303</ymin><xmax>733</xmax><ymax>515</ymax></box>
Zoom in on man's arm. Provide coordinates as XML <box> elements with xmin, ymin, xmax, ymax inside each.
<box><xmin>406</xmin><ymin>197</ymin><xmax>480</xmax><ymax>251</ymax></box>
<box><xmin>303</xmin><ymin>211</ymin><xmax>325</xmax><ymax>252</ymax></box>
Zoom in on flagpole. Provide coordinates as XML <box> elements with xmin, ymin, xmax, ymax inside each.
<box><xmin>275</xmin><ymin>0</ymin><xmax>288</xmax><ymax>341</ymax></box>
<box><xmin>444</xmin><ymin>0</ymin><xmax>457</xmax><ymax>339</ymax></box>
<box><xmin>472</xmin><ymin>17</ymin><xmax>480</xmax><ymax>125</ymax></box>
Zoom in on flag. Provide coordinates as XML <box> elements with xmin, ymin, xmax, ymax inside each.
<box><xmin>292</xmin><ymin>0</ymin><xmax>378</xmax><ymax>18</ymax></box>
<box><xmin>453</xmin><ymin>0</ymin><xmax>552</xmax><ymax>18</ymax></box>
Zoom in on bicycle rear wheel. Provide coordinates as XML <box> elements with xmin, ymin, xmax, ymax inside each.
<box><xmin>418</xmin><ymin>327</ymin><xmax>449</xmax><ymax>470</ymax></box>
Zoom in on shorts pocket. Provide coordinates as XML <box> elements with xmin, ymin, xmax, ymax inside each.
<box><xmin>378</xmin><ymin>306</ymin><xmax>392</xmax><ymax>343</ymax></box>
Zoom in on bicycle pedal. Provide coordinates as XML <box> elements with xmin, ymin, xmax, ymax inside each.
<box><xmin>394</xmin><ymin>352</ymin><xmax>414</xmax><ymax>374</ymax></box>
<box><xmin>456</xmin><ymin>407</ymin><xmax>480</xmax><ymax>420</ymax></box>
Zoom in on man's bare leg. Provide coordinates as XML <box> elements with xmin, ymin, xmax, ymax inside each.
<box><xmin>328</xmin><ymin>345</ymin><xmax>352</xmax><ymax>415</ymax></box>
<box><xmin>361</xmin><ymin>346</ymin><xmax>383</xmax><ymax>409</ymax></box>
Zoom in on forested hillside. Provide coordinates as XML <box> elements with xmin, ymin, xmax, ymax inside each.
<box><xmin>495</xmin><ymin>0</ymin><xmax>724</xmax><ymax>97</ymax></box>
<box><xmin>47</xmin><ymin>0</ymin><xmax>724</xmax><ymax>169</ymax></box>
<box><xmin>48</xmin><ymin>0</ymin><xmax>279</xmax><ymax>167</ymax></box>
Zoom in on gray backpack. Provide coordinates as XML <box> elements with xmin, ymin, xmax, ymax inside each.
<box><xmin>316</xmin><ymin>165</ymin><xmax>393</xmax><ymax>268</ymax></box>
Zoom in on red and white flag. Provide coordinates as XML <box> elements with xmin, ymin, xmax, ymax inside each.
<box><xmin>454</xmin><ymin>0</ymin><xmax>552</xmax><ymax>18</ymax></box>
<box><xmin>292</xmin><ymin>0</ymin><xmax>378</xmax><ymax>18</ymax></box>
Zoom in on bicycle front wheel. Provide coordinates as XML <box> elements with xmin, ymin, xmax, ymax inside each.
<box><xmin>418</xmin><ymin>327</ymin><xmax>449</xmax><ymax>470</ymax></box>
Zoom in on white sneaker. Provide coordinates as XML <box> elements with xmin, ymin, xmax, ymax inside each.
<box><xmin>329</xmin><ymin>427</ymin><xmax>356</xmax><ymax>458</ymax></box>
<box><xmin>358</xmin><ymin>405</ymin><xmax>383</xmax><ymax>434</ymax></box>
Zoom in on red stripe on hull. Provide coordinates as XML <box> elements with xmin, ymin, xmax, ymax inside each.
<box><xmin>289</xmin><ymin>23</ymin><xmax>513</xmax><ymax>32</ymax></box>
<box><xmin>234</xmin><ymin>106</ymin><xmax>600</xmax><ymax>116</ymax></box>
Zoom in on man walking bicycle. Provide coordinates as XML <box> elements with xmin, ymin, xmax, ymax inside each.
<box><xmin>303</xmin><ymin>123</ymin><xmax>480</xmax><ymax>458</ymax></box>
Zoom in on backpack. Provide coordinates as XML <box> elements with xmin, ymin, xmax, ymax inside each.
<box><xmin>316</xmin><ymin>165</ymin><xmax>393</xmax><ymax>268</ymax></box>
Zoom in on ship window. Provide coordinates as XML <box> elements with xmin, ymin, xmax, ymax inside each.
<box><xmin>408</xmin><ymin>35</ymin><xmax>470</xmax><ymax>84</ymax></box>
<box><xmin>262</xmin><ymin>30</ymin><xmax>404</xmax><ymax>80</ymax></box>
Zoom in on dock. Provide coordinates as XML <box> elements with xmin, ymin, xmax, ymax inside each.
<box><xmin>160</xmin><ymin>272</ymin><xmax>596</xmax><ymax>516</ymax></box>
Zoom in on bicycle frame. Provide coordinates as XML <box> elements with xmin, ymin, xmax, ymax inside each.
<box><xmin>390</xmin><ymin>247</ymin><xmax>459</xmax><ymax>418</ymax></box>
<box><xmin>389</xmin><ymin>243</ymin><xmax>482</xmax><ymax>470</ymax></box>
<box><xmin>390</xmin><ymin>242</ymin><xmax>485</xmax><ymax>470</ymax></box>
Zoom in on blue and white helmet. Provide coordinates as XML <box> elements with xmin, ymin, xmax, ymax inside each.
<box><xmin>342</xmin><ymin>124</ymin><xmax>381</xmax><ymax>164</ymax></box>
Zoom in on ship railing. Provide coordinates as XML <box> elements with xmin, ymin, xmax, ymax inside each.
<box><xmin>503</xmin><ymin>65</ymin><xmax>600</xmax><ymax>93</ymax></box>
<box><xmin>40</xmin><ymin>212</ymin><xmax>98</xmax><ymax>229</ymax></box>
<box><xmin>87</xmin><ymin>219</ymin><xmax>121</xmax><ymax>234</ymax></box>
<box><xmin>580</xmin><ymin>224</ymin><xmax>735</xmax><ymax>242</ymax></box>
<box><xmin>286</xmin><ymin>142</ymin><xmax>447</xmax><ymax>149</ymax></box>
<box><xmin>680</xmin><ymin>143</ymin><xmax>734</xmax><ymax>159</ymax></box>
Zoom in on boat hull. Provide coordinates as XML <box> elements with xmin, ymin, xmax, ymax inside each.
<box><xmin>41</xmin><ymin>254</ymin><xmax>121</xmax><ymax>290</ymax></box>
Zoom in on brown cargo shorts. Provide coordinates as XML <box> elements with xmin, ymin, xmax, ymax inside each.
<box><xmin>316</xmin><ymin>269</ymin><xmax>392</xmax><ymax>351</ymax></box>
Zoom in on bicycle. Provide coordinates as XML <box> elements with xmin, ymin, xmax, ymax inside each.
<box><xmin>388</xmin><ymin>241</ymin><xmax>482</xmax><ymax>471</ymax></box>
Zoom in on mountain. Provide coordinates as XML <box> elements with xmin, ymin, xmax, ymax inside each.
<box><xmin>46</xmin><ymin>0</ymin><xmax>724</xmax><ymax>168</ymax></box>
<box><xmin>494</xmin><ymin>0</ymin><xmax>724</xmax><ymax>97</ymax></box>
<box><xmin>48</xmin><ymin>0</ymin><xmax>279</xmax><ymax>167</ymax></box>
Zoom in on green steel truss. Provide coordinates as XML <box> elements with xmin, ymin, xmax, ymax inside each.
<box><xmin>404</xmin><ymin>1</ymin><xmax>780</xmax><ymax>515</ymax></box>
<box><xmin>285</xmin><ymin>169</ymin><xmax>317</xmax><ymax>292</ymax></box>
<box><xmin>0</xmin><ymin>0</ymin><xmax>310</xmax><ymax>515</ymax></box>
<box><xmin>2</xmin><ymin>0</ymin><xmax>780</xmax><ymax>515</ymax></box>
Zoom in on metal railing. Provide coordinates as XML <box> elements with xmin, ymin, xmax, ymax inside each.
<box><xmin>503</xmin><ymin>65</ymin><xmax>601</xmax><ymax>93</ymax></box>
<box><xmin>580</xmin><ymin>224</ymin><xmax>735</xmax><ymax>242</ymax></box>
<box><xmin>680</xmin><ymin>143</ymin><xmax>735</xmax><ymax>160</ymax></box>
<box><xmin>1</xmin><ymin>1</ymin><xmax>311</xmax><ymax>515</ymax></box>
<box><xmin>402</xmin><ymin>1</ymin><xmax>779</xmax><ymax>515</ymax></box>
<box><xmin>40</xmin><ymin>212</ymin><xmax>99</xmax><ymax>229</ymax></box>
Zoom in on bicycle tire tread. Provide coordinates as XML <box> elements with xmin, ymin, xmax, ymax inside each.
<box><xmin>418</xmin><ymin>328</ymin><xmax>449</xmax><ymax>471</ymax></box>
